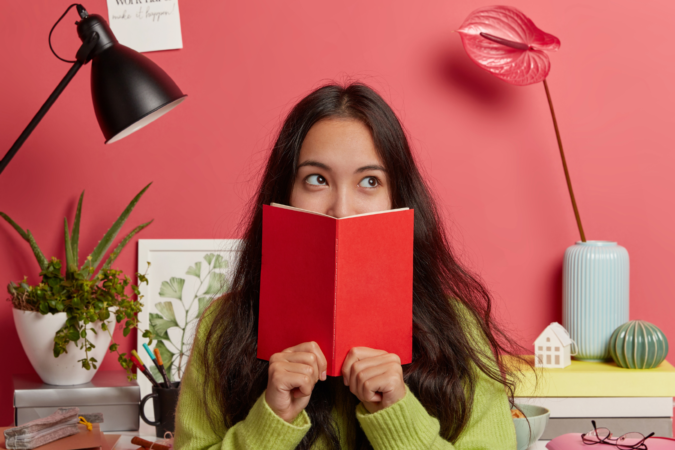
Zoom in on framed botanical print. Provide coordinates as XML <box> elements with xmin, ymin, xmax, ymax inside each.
<box><xmin>136</xmin><ymin>239</ymin><xmax>241</xmax><ymax>418</ymax></box>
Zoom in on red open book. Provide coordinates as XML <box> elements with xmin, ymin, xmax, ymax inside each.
<box><xmin>257</xmin><ymin>203</ymin><xmax>414</xmax><ymax>377</ymax></box>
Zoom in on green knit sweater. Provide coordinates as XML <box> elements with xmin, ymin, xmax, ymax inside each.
<box><xmin>174</xmin><ymin>304</ymin><xmax>517</xmax><ymax>449</ymax></box>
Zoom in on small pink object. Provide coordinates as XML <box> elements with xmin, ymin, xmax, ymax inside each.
<box><xmin>457</xmin><ymin>5</ymin><xmax>560</xmax><ymax>86</ymax></box>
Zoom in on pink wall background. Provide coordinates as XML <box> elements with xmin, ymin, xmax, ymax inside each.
<box><xmin>1</xmin><ymin>0</ymin><xmax>674</xmax><ymax>427</ymax></box>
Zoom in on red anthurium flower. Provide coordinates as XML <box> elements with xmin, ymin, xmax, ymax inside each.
<box><xmin>456</xmin><ymin>6</ymin><xmax>587</xmax><ymax>241</ymax></box>
<box><xmin>457</xmin><ymin>5</ymin><xmax>561</xmax><ymax>86</ymax></box>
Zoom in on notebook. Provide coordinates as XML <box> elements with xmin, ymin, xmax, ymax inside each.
<box><xmin>258</xmin><ymin>203</ymin><xmax>414</xmax><ymax>376</ymax></box>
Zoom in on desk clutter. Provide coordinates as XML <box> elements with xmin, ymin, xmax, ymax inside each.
<box><xmin>0</xmin><ymin>407</ymin><xmax>120</xmax><ymax>450</ymax></box>
<box><xmin>13</xmin><ymin>372</ymin><xmax>140</xmax><ymax>432</ymax></box>
<box><xmin>512</xmin><ymin>357</ymin><xmax>675</xmax><ymax>440</ymax></box>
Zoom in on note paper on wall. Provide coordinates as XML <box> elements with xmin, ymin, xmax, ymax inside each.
<box><xmin>106</xmin><ymin>0</ymin><xmax>183</xmax><ymax>53</ymax></box>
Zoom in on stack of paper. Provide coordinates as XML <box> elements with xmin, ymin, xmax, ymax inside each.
<box><xmin>1</xmin><ymin>420</ymin><xmax>119</xmax><ymax>450</ymax></box>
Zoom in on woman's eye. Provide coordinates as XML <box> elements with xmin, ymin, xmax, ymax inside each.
<box><xmin>305</xmin><ymin>174</ymin><xmax>327</xmax><ymax>186</ymax></box>
<box><xmin>358</xmin><ymin>176</ymin><xmax>380</xmax><ymax>188</ymax></box>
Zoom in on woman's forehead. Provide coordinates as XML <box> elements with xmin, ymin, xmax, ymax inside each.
<box><xmin>298</xmin><ymin>118</ymin><xmax>383</xmax><ymax>170</ymax></box>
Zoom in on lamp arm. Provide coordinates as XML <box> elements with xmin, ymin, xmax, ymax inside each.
<box><xmin>0</xmin><ymin>61</ymin><xmax>83</xmax><ymax>176</ymax></box>
<box><xmin>0</xmin><ymin>32</ymin><xmax>99</xmax><ymax>177</ymax></box>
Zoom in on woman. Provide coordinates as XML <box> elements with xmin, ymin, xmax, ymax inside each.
<box><xmin>174</xmin><ymin>83</ymin><xmax>525</xmax><ymax>449</ymax></box>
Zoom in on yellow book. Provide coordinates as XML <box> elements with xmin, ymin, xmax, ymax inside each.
<box><xmin>507</xmin><ymin>356</ymin><xmax>675</xmax><ymax>397</ymax></box>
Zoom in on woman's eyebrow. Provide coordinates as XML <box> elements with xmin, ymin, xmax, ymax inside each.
<box><xmin>296</xmin><ymin>160</ymin><xmax>386</xmax><ymax>173</ymax></box>
<box><xmin>297</xmin><ymin>160</ymin><xmax>331</xmax><ymax>171</ymax></box>
<box><xmin>354</xmin><ymin>164</ymin><xmax>386</xmax><ymax>174</ymax></box>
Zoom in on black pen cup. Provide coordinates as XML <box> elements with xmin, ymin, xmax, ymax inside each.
<box><xmin>140</xmin><ymin>381</ymin><xmax>181</xmax><ymax>437</ymax></box>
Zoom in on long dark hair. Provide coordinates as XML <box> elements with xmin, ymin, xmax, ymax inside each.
<box><xmin>201</xmin><ymin>82</ymin><xmax>528</xmax><ymax>448</ymax></box>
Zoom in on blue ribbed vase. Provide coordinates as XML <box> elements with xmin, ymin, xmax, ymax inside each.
<box><xmin>563</xmin><ymin>241</ymin><xmax>629</xmax><ymax>361</ymax></box>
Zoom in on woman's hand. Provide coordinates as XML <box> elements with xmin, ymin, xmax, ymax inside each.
<box><xmin>342</xmin><ymin>347</ymin><xmax>406</xmax><ymax>414</ymax></box>
<box><xmin>266</xmin><ymin>341</ymin><xmax>327</xmax><ymax>423</ymax></box>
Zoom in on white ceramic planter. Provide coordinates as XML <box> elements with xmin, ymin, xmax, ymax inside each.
<box><xmin>13</xmin><ymin>308</ymin><xmax>115</xmax><ymax>385</ymax></box>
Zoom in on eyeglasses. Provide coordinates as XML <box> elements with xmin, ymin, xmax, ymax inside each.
<box><xmin>581</xmin><ymin>420</ymin><xmax>654</xmax><ymax>449</ymax></box>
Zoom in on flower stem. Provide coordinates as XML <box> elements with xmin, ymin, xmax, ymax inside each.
<box><xmin>543</xmin><ymin>78</ymin><xmax>586</xmax><ymax>242</ymax></box>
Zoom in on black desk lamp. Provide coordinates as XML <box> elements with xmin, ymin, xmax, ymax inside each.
<box><xmin>0</xmin><ymin>4</ymin><xmax>187</xmax><ymax>176</ymax></box>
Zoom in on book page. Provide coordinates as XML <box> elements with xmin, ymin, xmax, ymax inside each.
<box><xmin>270</xmin><ymin>203</ymin><xmax>408</xmax><ymax>219</ymax></box>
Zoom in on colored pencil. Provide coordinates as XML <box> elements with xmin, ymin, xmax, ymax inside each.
<box><xmin>141</xmin><ymin>343</ymin><xmax>170</xmax><ymax>389</ymax></box>
<box><xmin>130</xmin><ymin>353</ymin><xmax>160</xmax><ymax>389</ymax></box>
<box><xmin>153</xmin><ymin>347</ymin><xmax>174</xmax><ymax>389</ymax></box>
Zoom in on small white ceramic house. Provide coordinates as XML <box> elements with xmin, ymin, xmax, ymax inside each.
<box><xmin>534</xmin><ymin>322</ymin><xmax>572</xmax><ymax>368</ymax></box>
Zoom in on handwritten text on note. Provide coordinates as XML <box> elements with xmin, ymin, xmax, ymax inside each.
<box><xmin>107</xmin><ymin>0</ymin><xmax>183</xmax><ymax>53</ymax></box>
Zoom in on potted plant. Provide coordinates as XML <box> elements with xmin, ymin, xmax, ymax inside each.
<box><xmin>456</xmin><ymin>6</ymin><xmax>629</xmax><ymax>360</ymax></box>
<box><xmin>2</xmin><ymin>183</ymin><xmax>154</xmax><ymax>385</ymax></box>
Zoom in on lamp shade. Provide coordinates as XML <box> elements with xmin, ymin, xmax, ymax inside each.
<box><xmin>78</xmin><ymin>14</ymin><xmax>186</xmax><ymax>144</ymax></box>
<box><xmin>91</xmin><ymin>44</ymin><xmax>186</xmax><ymax>143</ymax></box>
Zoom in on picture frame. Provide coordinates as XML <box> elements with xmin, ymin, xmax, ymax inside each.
<box><xmin>136</xmin><ymin>239</ymin><xmax>241</xmax><ymax>418</ymax></box>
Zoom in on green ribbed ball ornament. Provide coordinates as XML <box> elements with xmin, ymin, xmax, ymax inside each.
<box><xmin>609</xmin><ymin>321</ymin><xmax>669</xmax><ymax>369</ymax></box>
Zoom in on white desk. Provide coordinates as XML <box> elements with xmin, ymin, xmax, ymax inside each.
<box><xmin>107</xmin><ymin>422</ymin><xmax>552</xmax><ymax>449</ymax></box>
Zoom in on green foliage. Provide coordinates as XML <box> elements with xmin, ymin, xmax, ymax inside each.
<box><xmin>79</xmin><ymin>183</ymin><xmax>152</xmax><ymax>278</ymax></box>
<box><xmin>2</xmin><ymin>184</ymin><xmax>154</xmax><ymax>379</ymax></box>
<box><xmin>1</xmin><ymin>183</ymin><xmax>152</xmax><ymax>281</ymax></box>
<box><xmin>8</xmin><ymin>260</ymin><xmax>153</xmax><ymax>380</ymax></box>
<box><xmin>150</xmin><ymin>252</ymin><xmax>229</xmax><ymax>380</ymax></box>
<box><xmin>148</xmin><ymin>253</ymin><xmax>229</xmax><ymax>380</ymax></box>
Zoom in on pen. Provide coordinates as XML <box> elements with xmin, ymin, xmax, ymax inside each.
<box><xmin>153</xmin><ymin>347</ymin><xmax>174</xmax><ymax>389</ymax></box>
<box><xmin>141</xmin><ymin>343</ymin><xmax>169</xmax><ymax>388</ymax></box>
<box><xmin>130</xmin><ymin>350</ymin><xmax>160</xmax><ymax>389</ymax></box>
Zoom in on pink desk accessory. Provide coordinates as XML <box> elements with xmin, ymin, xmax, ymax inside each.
<box><xmin>546</xmin><ymin>433</ymin><xmax>675</xmax><ymax>449</ymax></box>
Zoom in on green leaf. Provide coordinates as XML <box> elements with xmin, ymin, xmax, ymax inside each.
<box><xmin>148</xmin><ymin>313</ymin><xmax>171</xmax><ymax>340</ymax></box>
<box><xmin>68</xmin><ymin>327</ymin><xmax>80</xmax><ymax>341</ymax></box>
<box><xmin>149</xmin><ymin>365</ymin><xmax>164</xmax><ymax>385</ymax></box>
<box><xmin>26</xmin><ymin>230</ymin><xmax>48</xmax><ymax>271</ymax></box>
<box><xmin>203</xmin><ymin>272</ymin><xmax>228</xmax><ymax>296</ymax></box>
<box><xmin>0</xmin><ymin>212</ymin><xmax>29</xmax><ymax>241</ymax></box>
<box><xmin>155</xmin><ymin>301</ymin><xmax>177</xmax><ymax>322</ymax></box>
<box><xmin>212</xmin><ymin>254</ymin><xmax>229</xmax><ymax>269</ymax></box>
<box><xmin>203</xmin><ymin>253</ymin><xmax>215</xmax><ymax>266</ymax></box>
<box><xmin>94</xmin><ymin>220</ymin><xmax>153</xmax><ymax>279</ymax></box>
<box><xmin>186</xmin><ymin>262</ymin><xmax>202</xmax><ymax>278</ymax></box>
<box><xmin>159</xmin><ymin>277</ymin><xmax>185</xmax><ymax>300</ymax></box>
<box><xmin>197</xmin><ymin>296</ymin><xmax>212</xmax><ymax>317</ymax></box>
<box><xmin>71</xmin><ymin>191</ymin><xmax>84</xmax><ymax>270</ymax></box>
<box><xmin>64</xmin><ymin>218</ymin><xmax>76</xmax><ymax>275</ymax></box>
<box><xmin>149</xmin><ymin>312</ymin><xmax>178</xmax><ymax>336</ymax></box>
<box><xmin>80</xmin><ymin>182</ymin><xmax>152</xmax><ymax>278</ymax></box>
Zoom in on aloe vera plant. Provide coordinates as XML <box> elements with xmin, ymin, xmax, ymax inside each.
<box><xmin>1</xmin><ymin>183</ymin><xmax>153</xmax><ymax>281</ymax></box>
<box><xmin>2</xmin><ymin>183</ymin><xmax>154</xmax><ymax>376</ymax></box>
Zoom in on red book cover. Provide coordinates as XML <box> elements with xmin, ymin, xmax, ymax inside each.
<box><xmin>258</xmin><ymin>203</ymin><xmax>414</xmax><ymax>377</ymax></box>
